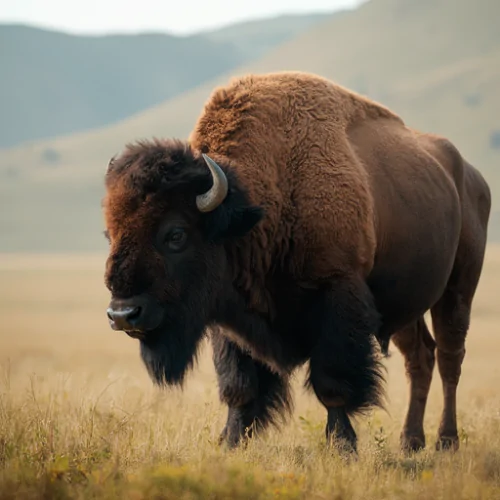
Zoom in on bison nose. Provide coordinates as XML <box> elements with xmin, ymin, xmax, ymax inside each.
<box><xmin>106</xmin><ymin>294</ymin><xmax>164</xmax><ymax>337</ymax></box>
<box><xmin>107</xmin><ymin>305</ymin><xmax>143</xmax><ymax>331</ymax></box>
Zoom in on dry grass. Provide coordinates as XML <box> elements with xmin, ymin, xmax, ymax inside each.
<box><xmin>1</xmin><ymin>248</ymin><xmax>500</xmax><ymax>499</ymax></box>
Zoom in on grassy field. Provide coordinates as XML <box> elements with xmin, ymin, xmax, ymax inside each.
<box><xmin>1</xmin><ymin>249</ymin><xmax>500</xmax><ymax>499</ymax></box>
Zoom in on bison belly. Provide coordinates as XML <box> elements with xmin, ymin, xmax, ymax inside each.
<box><xmin>356</xmin><ymin>128</ymin><xmax>463</xmax><ymax>338</ymax></box>
<box><xmin>366</xmin><ymin>205</ymin><xmax>461</xmax><ymax>339</ymax></box>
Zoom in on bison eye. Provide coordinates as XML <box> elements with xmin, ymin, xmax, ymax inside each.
<box><xmin>165</xmin><ymin>228</ymin><xmax>188</xmax><ymax>252</ymax></box>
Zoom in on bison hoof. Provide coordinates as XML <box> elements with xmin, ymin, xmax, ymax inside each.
<box><xmin>435</xmin><ymin>435</ymin><xmax>459</xmax><ymax>452</ymax></box>
<box><xmin>217</xmin><ymin>426</ymin><xmax>229</xmax><ymax>445</ymax></box>
<box><xmin>334</xmin><ymin>438</ymin><xmax>358</xmax><ymax>460</ymax></box>
<box><xmin>328</xmin><ymin>438</ymin><xmax>358</xmax><ymax>463</ymax></box>
<box><xmin>400</xmin><ymin>434</ymin><xmax>426</xmax><ymax>454</ymax></box>
<box><xmin>218</xmin><ymin>425</ymin><xmax>252</xmax><ymax>450</ymax></box>
<box><xmin>326</xmin><ymin>430</ymin><xmax>358</xmax><ymax>458</ymax></box>
<box><xmin>218</xmin><ymin>426</ymin><xmax>239</xmax><ymax>449</ymax></box>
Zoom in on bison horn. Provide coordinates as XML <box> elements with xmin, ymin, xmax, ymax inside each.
<box><xmin>106</xmin><ymin>155</ymin><xmax>116</xmax><ymax>174</ymax></box>
<box><xmin>196</xmin><ymin>153</ymin><xmax>229</xmax><ymax>212</ymax></box>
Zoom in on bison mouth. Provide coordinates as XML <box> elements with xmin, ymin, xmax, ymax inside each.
<box><xmin>138</xmin><ymin>318</ymin><xmax>207</xmax><ymax>387</ymax></box>
<box><xmin>125</xmin><ymin>329</ymin><xmax>147</xmax><ymax>340</ymax></box>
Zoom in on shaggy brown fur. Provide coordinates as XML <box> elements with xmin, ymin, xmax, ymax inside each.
<box><xmin>103</xmin><ymin>71</ymin><xmax>491</xmax><ymax>455</ymax></box>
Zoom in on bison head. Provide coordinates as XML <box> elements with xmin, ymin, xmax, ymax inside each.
<box><xmin>102</xmin><ymin>139</ymin><xmax>263</xmax><ymax>386</ymax></box>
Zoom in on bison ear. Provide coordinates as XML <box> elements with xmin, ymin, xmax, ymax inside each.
<box><xmin>204</xmin><ymin>203</ymin><xmax>264</xmax><ymax>242</ymax></box>
<box><xmin>224</xmin><ymin>204</ymin><xmax>264</xmax><ymax>239</ymax></box>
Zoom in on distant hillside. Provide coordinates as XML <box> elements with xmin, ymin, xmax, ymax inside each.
<box><xmin>0</xmin><ymin>25</ymin><xmax>239</xmax><ymax>149</ymax></box>
<box><xmin>202</xmin><ymin>12</ymin><xmax>339</xmax><ymax>59</ymax></box>
<box><xmin>0</xmin><ymin>13</ymin><xmax>332</xmax><ymax>149</ymax></box>
<box><xmin>1</xmin><ymin>0</ymin><xmax>499</xmax><ymax>252</ymax></box>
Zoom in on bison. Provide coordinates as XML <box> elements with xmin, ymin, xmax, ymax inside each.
<box><xmin>102</xmin><ymin>71</ymin><xmax>491</xmax><ymax>455</ymax></box>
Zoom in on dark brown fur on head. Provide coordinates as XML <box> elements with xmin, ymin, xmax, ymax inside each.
<box><xmin>103</xmin><ymin>138</ymin><xmax>263</xmax><ymax>386</ymax></box>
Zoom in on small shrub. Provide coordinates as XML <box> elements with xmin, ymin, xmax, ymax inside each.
<box><xmin>1</xmin><ymin>166</ymin><xmax>19</xmax><ymax>179</ymax></box>
<box><xmin>41</xmin><ymin>148</ymin><xmax>61</xmax><ymax>165</ymax></box>
<box><xmin>463</xmin><ymin>93</ymin><xmax>481</xmax><ymax>107</ymax></box>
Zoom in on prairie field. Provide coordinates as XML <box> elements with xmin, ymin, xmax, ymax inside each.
<box><xmin>1</xmin><ymin>249</ymin><xmax>500</xmax><ymax>499</ymax></box>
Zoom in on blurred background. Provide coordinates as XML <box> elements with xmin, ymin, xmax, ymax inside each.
<box><xmin>1</xmin><ymin>0</ymin><xmax>499</xmax><ymax>253</ymax></box>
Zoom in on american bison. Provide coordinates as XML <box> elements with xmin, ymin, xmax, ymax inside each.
<box><xmin>103</xmin><ymin>71</ymin><xmax>491</xmax><ymax>455</ymax></box>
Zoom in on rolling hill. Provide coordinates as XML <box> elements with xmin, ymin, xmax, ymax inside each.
<box><xmin>0</xmin><ymin>13</ymin><xmax>333</xmax><ymax>149</ymax></box>
<box><xmin>0</xmin><ymin>25</ymin><xmax>241</xmax><ymax>149</ymax></box>
<box><xmin>1</xmin><ymin>0</ymin><xmax>499</xmax><ymax>252</ymax></box>
<box><xmin>201</xmin><ymin>11</ymin><xmax>343</xmax><ymax>60</ymax></box>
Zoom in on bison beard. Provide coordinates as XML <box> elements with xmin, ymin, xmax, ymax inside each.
<box><xmin>137</xmin><ymin>287</ymin><xmax>216</xmax><ymax>387</ymax></box>
<box><xmin>139</xmin><ymin>318</ymin><xmax>206</xmax><ymax>386</ymax></box>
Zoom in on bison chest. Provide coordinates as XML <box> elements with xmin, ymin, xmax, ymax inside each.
<box><xmin>262</xmin><ymin>280</ymin><xmax>323</xmax><ymax>361</ymax></box>
<box><xmin>218</xmin><ymin>281</ymin><xmax>319</xmax><ymax>373</ymax></box>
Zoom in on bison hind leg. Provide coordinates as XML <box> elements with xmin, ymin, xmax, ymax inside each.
<box><xmin>430</xmin><ymin>219</ymin><xmax>488</xmax><ymax>452</ymax></box>
<box><xmin>392</xmin><ymin>317</ymin><xmax>436</xmax><ymax>454</ymax></box>
<box><xmin>431</xmin><ymin>288</ymin><xmax>473</xmax><ymax>452</ymax></box>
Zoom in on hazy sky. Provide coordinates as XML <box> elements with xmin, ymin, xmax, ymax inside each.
<box><xmin>0</xmin><ymin>0</ymin><xmax>362</xmax><ymax>35</ymax></box>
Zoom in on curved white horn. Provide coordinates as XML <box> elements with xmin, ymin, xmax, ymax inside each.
<box><xmin>196</xmin><ymin>153</ymin><xmax>229</xmax><ymax>212</ymax></box>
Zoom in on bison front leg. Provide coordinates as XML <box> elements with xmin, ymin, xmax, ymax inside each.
<box><xmin>306</xmin><ymin>277</ymin><xmax>384</xmax><ymax>455</ymax></box>
<box><xmin>211</xmin><ymin>331</ymin><xmax>292</xmax><ymax>449</ymax></box>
